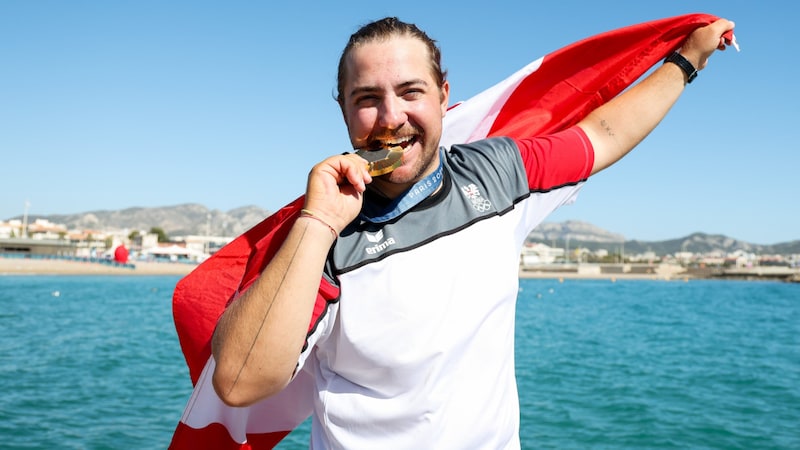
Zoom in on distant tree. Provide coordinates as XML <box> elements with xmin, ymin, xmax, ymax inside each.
<box><xmin>149</xmin><ymin>227</ymin><xmax>169</xmax><ymax>243</ymax></box>
<box><xmin>128</xmin><ymin>230</ymin><xmax>140</xmax><ymax>241</ymax></box>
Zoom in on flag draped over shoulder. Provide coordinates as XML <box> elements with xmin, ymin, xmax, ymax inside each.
<box><xmin>170</xmin><ymin>14</ymin><xmax>724</xmax><ymax>449</ymax></box>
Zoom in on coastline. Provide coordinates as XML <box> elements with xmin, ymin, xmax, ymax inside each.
<box><xmin>518</xmin><ymin>270</ymin><xmax>690</xmax><ymax>281</ymax></box>
<box><xmin>519</xmin><ymin>266</ymin><xmax>800</xmax><ymax>283</ymax></box>
<box><xmin>0</xmin><ymin>257</ymin><xmax>196</xmax><ymax>276</ymax></box>
<box><xmin>2</xmin><ymin>257</ymin><xmax>796</xmax><ymax>283</ymax></box>
<box><xmin>0</xmin><ymin>258</ymin><xmax>662</xmax><ymax>280</ymax></box>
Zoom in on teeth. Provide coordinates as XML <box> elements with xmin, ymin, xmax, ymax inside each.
<box><xmin>380</xmin><ymin>136</ymin><xmax>413</xmax><ymax>148</ymax></box>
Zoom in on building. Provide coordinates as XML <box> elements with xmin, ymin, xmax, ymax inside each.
<box><xmin>0</xmin><ymin>237</ymin><xmax>76</xmax><ymax>256</ymax></box>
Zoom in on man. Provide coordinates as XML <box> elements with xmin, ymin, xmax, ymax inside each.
<box><xmin>209</xmin><ymin>16</ymin><xmax>735</xmax><ymax>448</ymax></box>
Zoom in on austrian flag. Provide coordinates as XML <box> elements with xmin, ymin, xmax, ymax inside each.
<box><xmin>170</xmin><ymin>14</ymin><xmax>731</xmax><ymax>449</ymax></box>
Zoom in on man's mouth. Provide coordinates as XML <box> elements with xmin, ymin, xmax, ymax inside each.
<box><xmin>365</xmin><ymin>135</ymin><xmax>417</xmax><ymax>151</ymax></box>
<box><xmin>355</xmin><ymin>146</ymin><xmax>404</xmax><ymax>176</ymax></box>
<box><xmin>355</xmin><ymin>136</ymin><xmax>418</xmax><ymax>176</ymax></box>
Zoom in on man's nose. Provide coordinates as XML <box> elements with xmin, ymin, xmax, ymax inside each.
<box><xmin>378</xmin><ymin>96</ymin><xmax>407</xmax><ymax>130</ymax></box>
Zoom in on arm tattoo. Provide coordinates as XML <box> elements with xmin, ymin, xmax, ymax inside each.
<box><xmin>600</xmin><ymin>119</ymin><xmax>615</xmax><ymax>137</ymax></box>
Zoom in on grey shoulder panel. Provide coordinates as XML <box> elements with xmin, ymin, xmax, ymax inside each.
<box><xmin>333</xmin><ymin>138</ymin><xmax>529</xmax><ymax>274</ymax></box>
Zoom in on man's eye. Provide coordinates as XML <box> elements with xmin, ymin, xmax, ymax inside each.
<box><xmin>355</xmin><ymin>95</ymin><xmax>379</xmax><ymax>106</ymax></box>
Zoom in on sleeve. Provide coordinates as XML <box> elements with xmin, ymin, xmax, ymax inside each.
<box><xmin>514</xmin><ymin>126</ymin><xmax>594</xmax><ymax>191</ymax></box>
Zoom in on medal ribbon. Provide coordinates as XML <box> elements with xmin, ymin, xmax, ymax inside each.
<box><xmin>360</xmin><ymin>149</ymin><xmax>445</xmax><ymax>223</ymax></box>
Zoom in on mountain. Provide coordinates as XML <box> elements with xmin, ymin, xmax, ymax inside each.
<box><xmin>621</xmin><ymin>233</ymin><xmax>800</xmax><ymax>257</ymax></box>
<box><xmin>17</xmin><ymin>204</ymin><xmax>272</xmax><ymax>238</ymax></box>
<box><xmin>530</xmin><ymin>223</ymin><xmax>800</xmax><ymax>256</ymax></box>
<box><xmin>10</xmin><ymin>205</ymin><xmax>799</xmax><ymax>255</ymax></box>
<box><xmin>528</xmin><ymin>220</ymin><xmax>625</xmax><ymax>243</ymax></box>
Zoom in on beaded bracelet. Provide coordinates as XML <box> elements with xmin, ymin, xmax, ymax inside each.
<box><xmin>300</xmin><ymin>209</ymin><xmax>338</xmax><ymax>239</ymax></box>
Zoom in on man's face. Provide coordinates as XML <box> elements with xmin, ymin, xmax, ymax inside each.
<box><xmin>340</xmin><ymin>35</ymin><xmax>449</xmax><ymax>194</ymax></box>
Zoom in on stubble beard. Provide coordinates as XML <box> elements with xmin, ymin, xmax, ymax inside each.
<box><xmin>382</xmin><ymin>138</ymin><xmax>439</xmax><ymax>186</ymax></box>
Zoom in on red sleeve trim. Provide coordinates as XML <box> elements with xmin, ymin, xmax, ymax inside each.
<box><xmin>514</xmin><ymin>126</ymin><xmax>593</xmax><ymax>191</ymax></box>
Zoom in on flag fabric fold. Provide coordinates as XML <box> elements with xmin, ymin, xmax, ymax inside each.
<box><xmin>170</xmin><ymin>14</ymin><xmax>721</xmax><ymax>449</ymax></box>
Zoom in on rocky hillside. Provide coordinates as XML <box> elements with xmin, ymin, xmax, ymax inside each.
<box><xmin>21</xmin><ymin>204</ymin><xmax>271</xmax><ymax>238</ymax></box>
<box><xmin>531</xmin><ymin>225</ymin><xmax>800</xmax><ymax>256</ymax></box>
<box><xmin>13</xmin><ymin>205</ymin><xmax>800</xmax><ymax>255</ymax></box>
<box><xmin>622</xmin><ymin>233</ymin><xmax>800</xmax><ymax>257</ymax></box>
<box><xmin>528</xmin><ymin>220</ymin><xmax>625</xmax><ymax>243</ymax></box>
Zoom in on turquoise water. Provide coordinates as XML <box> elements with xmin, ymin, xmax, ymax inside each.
<box><xmin>0</xmin><ymin>276</ymin><xmax>798</xmax><ymax>449</ymax></box>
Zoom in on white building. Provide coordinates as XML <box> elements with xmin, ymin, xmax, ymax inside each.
<box><xmin>520</xmin><ymin>242</ymin><xmax>564</xmax><ymax>266</ymax></box>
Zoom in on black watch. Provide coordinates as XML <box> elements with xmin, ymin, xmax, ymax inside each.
<box><xmin>664</xmin><ymin>51</ymin><xmax>698</xmax><ymax>84</ymax></box>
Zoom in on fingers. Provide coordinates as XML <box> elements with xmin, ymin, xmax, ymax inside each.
<box><xmin>336</xmin><ymin>153</ymin><xmax>373</xmax><ymax>193</ymax></box>
<box><xmin>310</xmin><ymin>154</ymin><xmax>371</xmax><ymax>191</ymax></box>
<box><xmin>303</xmin><ymin>153</ymin><xmax>373</xmax><ymax>230</ymax></box>
<box><xmin>712</xmin><ymin>18</ymin><xmax>735</xmax><ymax>34</ymax></box>
<box><xmin>682</xmin><ymin>18</ymin><xmax>736</xmax><ymax>70</ymax></box>
<box><xmin>707</xmin><ymin>19</ymin><xmax>736</xmax><ymax>50</ymax></box>
<box><xmin>720</xmin><ymin>21</ymin><xmax>739</xmax><ymax>52</ymax></box>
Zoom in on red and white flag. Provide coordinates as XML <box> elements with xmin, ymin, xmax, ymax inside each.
<box><xmin>169</xmin><ymin>14</ymin><xmax>727</xmax><ymax>449</ymax></box>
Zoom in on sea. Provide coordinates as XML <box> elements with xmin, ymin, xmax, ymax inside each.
<box><xmin>0</xmin><ymin>275</ymin><xmax>798</xmax><ymax>450</ymax></box>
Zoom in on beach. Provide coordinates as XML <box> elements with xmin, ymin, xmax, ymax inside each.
<box><xmin>2</xmin><ymin>257</ymin><xmax>796</xmax><ymax>282</ymax></box>
<box><xmin>0</xmin><ymin>257</ymin><xmax>660</xmax><ymax>279</ymax></box>
<box><xmin>0</xmin><ymin>257</ymin><xmax>196</xmax><ymax>276</ymax></box>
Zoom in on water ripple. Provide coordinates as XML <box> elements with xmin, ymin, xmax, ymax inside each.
<box><xmin>1</xmin><ymin>277</ymin><xmax>797</xmax><ymax>449</ymax></box>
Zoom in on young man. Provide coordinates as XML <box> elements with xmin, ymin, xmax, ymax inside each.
<box><xmin>210</xmin><ymin>17</ymin><xmax>735</xmax><ymax>448</ymax></box>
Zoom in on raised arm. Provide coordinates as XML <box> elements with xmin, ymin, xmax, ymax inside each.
<box><xmin>210</xmin><ymin>153</ymin><xmax>371</xmax><ymax>407</ymax></box>
<box><xmin>578</xmin><ymin>18</ymin><xmax>736</xmax><ymax>175</ymax></box>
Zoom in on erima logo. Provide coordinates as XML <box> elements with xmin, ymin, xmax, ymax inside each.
<box><xmin>366</xmin><ymin>229</ymin><xmax>384</xmax><ymax>243</ymax></box>
<box><xmin>365</xmin><ymin>229</ymin><xmax>396</xmax><ymax>255</ymax></box>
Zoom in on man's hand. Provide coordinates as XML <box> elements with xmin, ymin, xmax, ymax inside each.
<box><xmin>304</xmin><ymin>153</ymin><xmax>373</xmax><ymax>233</ymax></box>
<box><xmin>680</xmin><ymin>18</ymin><xmax>736</xmax><ymax>72</ymax></box>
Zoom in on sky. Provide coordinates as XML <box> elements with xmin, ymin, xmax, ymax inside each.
<box><xmin>1</xmin><ymin>1</ymin><xmax>796</xmax><ymax>245</ymax></box>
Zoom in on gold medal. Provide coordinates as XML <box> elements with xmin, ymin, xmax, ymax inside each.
<box><xmin>355</xmin><ymin>146</ymin><xmax>404</xmax><ymax>176</ymax></box>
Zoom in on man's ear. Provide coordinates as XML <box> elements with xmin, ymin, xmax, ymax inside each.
<box><xmin>440</xmin><ymin>80</ymin><xmax>450</xmax><ymax>117</ymax></box>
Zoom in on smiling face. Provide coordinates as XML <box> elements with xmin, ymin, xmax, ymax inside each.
<box><xmin>339</xmin><ymin>35</ymin><xmax>449</xmax><ymax>197</ymax></box>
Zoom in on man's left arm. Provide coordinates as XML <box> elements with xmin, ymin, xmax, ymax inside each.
<box><xmin>578</xmin><ymin>18</ymin><xmax>736</xmax><ymax>176</ymax></box>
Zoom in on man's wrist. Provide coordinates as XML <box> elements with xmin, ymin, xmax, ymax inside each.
<box><xmin>299</xmin><ymin>209</ymin><xmax>338</xmax><ymax>240</ymax></box>
<box><xmin>664</xmin><ymin>51</ymin><xmax>698</xmax><ymax>84</ymax></box>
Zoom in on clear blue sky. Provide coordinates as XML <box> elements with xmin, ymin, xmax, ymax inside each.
<box><xmin>1</xmin><ymin>1</ymin><xmax>795</xmax><ymax>244</ymax></box>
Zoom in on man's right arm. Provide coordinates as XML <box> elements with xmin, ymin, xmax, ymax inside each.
<box><xmin>210</xmin><ymin>215</ymin><xmax>335</xmax><ymax>406</ymax></box>
<box><xmin>210</xmin><ymin>153</ymin><xmax>372</xmax><ymax>407</ymax></box>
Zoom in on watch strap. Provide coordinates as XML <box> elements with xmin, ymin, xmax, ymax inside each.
<box><xmin>664</xmin><ymin>51</ymin><xmax>698</xmax><ymax>84</ymax></box>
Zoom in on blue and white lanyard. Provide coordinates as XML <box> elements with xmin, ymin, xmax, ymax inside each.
<box><xmin>360</xmin><ymin>149</ymin><xmax>445</xmax><ymax>223</ymax></box>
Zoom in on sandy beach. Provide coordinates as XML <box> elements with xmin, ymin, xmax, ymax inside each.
<box><xmin>3</xmin><ymin>257</ymin><xmax>794</xmax><ymax>282</ymax></box>
<box><xmin>0</xmin><ymin>257</ymin><xmax>197</xmax><ymax>276</ymax></box>
<box><xmin>0</xmin><ymin>256</ymin><xmax>677</xmax><ymax>280</ymax></box>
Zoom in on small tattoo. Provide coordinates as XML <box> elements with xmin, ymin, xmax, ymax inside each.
<box><xmin>600</xmin><ymin>119</ymin><xmax>615</xmax><ymax>137</ymax></box>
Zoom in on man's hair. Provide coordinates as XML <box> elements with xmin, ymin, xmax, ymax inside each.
<box><xmin>335</xmin><ymin>17</ymin><xmax>447</xmax><ymax>104</ymax></box>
